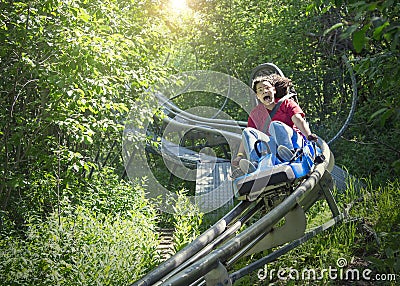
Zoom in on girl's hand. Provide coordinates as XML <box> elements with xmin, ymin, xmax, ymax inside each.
<box><xmin>307</xmin><ymin>134</ymin><xmax>318</xmax><ymax>142</ymax></box>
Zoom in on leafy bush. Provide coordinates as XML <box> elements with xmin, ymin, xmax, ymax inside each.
<box><xmin>172</xmin><ymin>190</ymin><xmax>204</xmax><ymax>253</ymax></box>
<box><xmin>0</xmin><ymin>206</ymin><xmax>159</xmax><ymax>286</ymax></box>
<box><xmin>0</xmin><ymin>207</ymin><xmax>159</xmax><ymax>285</ymax></box>
<box><xmin>0</xmin><ymin>170</ymin><xmax>160</xmax><ymax>285</ymax></box>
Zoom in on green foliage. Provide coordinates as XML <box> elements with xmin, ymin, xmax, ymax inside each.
<box><xmin>1</xmin><ymin>0</ymin><xmax>399</xmax><ymax>283</ymax></box>
<box><xmin>339</xmin><ymin>0</ymin><xmax>400</xmax><ymax>53</ymax></box>
<box><xmin>311</xmin><ymin>0</ymin><xmax>400</xmax><ymax>183</ymax></box>
<box><xmin>0</xmin><ymin>173</ymin><xmax>160</xmax><ymax>285</ymax></box>
<box><xmin>172</xmin><ymin>190</ymin><xmax>203</xmax><ymax>252</ymax></box>
<box><xmin>0</xmin><ymin>0</ymin><xmax>172</xmax><ymax>228</ymax></box>
<box><xmin>347</xmin><ymin>179</ymin><xmax>400</xmax><ymax>274</ymax></box>
<box><xmin>0</xmin><ymin>205</ymin><xmax>159</xmax><ymax>285</ymax></box>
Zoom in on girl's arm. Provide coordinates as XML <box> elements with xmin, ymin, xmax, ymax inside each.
<box><xmin>291</xmin><ymin>113</ymin><xmax>317</xmax><ymax>141</ymax></box>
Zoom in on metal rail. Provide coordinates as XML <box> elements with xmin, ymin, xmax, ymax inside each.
<box><xmin>132</xmin><ymin>200</ymin><xmax>254</xmax><ymax>286</ymax></box>
<box><xmin>327</xmin><ymin>55</ymin><xmax>358</xmax><ymax>145</ymax></box>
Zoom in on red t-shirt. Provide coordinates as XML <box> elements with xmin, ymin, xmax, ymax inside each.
<box><xmin>247</xmin><ymin>98</ymin><xmax>305</xmax><ymax>134</ymax></box>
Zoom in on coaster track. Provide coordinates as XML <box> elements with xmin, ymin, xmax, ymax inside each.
<box><xmin>131</xmin><ymin>62</ymin><xmax>357</xmax><ymax>285</ymax></box>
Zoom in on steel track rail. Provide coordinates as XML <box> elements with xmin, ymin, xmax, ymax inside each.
<box><xmin>229</xmin><ymin>213</ymin><xmax>357</xmax><ymax>283</ymax></box>
<box><xmin>151</xmin><ymin>200</ymin><xmax>266</xmax><ymax>285</ymax></box>
<box><xmin>132</xmin><ymin>200</ymin><xmax>256</xmax><ymax>286</ymax></box>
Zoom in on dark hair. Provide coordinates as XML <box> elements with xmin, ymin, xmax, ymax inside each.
<box><xmin>252</xmin><ymin>74</ymin><xmax>292</xmax><ymax>98</ymax></box>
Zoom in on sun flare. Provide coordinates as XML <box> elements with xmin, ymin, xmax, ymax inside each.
<box><xmin>169</xmin><ymin>0</ymin><xmax>189</xmax><ymax>14</ymax></box>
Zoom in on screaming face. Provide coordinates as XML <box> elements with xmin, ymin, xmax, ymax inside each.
<box><xmin>263</xmin><ymin>94</ymin><xmax>272</xmax><ymax>102</ymax></box>
<box><xmin>255</xmin><ymin>81</ymin><xmax>276</xmax><ymax>106</ymax></box>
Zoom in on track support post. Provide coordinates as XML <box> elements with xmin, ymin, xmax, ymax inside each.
<box><xmin>319</xmin><ymin>172</ymin><xmax>340</xmax><ymax>217</ymax></box>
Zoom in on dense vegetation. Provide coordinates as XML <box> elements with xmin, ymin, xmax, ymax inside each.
<box><xmin>1</xmin><ymin>0</ymin><xmax>399</xmax><ymax>284</ymax></box>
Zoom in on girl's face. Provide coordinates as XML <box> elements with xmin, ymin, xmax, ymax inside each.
<box><xmin>255</xmin><ymin>81</ymin><xmax>276</xmax><ymax>105</ymax></box>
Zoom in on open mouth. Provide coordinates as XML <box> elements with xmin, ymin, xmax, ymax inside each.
<box><xmin>263</xmin><ymin>95</ymin><xmax>271</xmax><ymax>101</ymax></box>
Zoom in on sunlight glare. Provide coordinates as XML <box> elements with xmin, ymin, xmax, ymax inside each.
<box><xmin>169</xmin><ymin>0</ymin><xmax>189</xmax><ymax>14</ymax></box>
